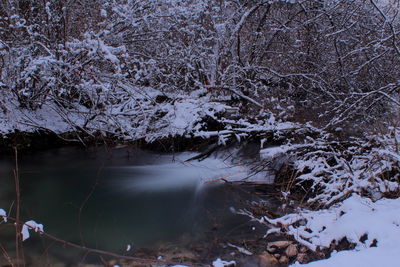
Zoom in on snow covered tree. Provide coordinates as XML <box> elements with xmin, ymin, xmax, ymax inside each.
<box><xmin>0</xmin><ymin>0</ymin><xmax>398</xmax><ymax>132</ymax></box>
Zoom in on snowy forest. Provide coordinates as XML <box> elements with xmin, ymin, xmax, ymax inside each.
<box><xmin>0</xmin><ymin>0</ymin><xmax>399</xmax><ymax>266</ymax></box>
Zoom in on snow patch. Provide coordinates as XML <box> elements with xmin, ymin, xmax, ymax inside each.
<box><xmin>100</xmin><ymin>9</ymin><xmax>107</xmax><ymax>18</ymax></box>
<box><xmin>212</xmin><ymin>258</ymin><xmax>236</xmax><ymax>267</ymax></box>
<box><xmin>264</xmin><ymin>194</ymin><xmax>400</xmax><ymax>267</ymax></box>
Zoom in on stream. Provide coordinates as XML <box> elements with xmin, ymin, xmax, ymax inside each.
<box><xmin>0</xmin><ymin>146</ymin><xmax>279</xmax><ymax>266</ymax></box>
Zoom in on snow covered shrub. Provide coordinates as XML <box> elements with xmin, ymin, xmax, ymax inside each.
<box><xmin>12</xmin><ymin>35</ymin><xmax>126</xmax><ymax>110</ymax></box>
<box><xmin>0</xmin><ymin>0</ymin><xmax>398</xmax><ymax>138</ymax></box>
<box><xmin>0</xmin><ymin>0</ymin><xmax>121</xmax><ymax>110</ymax></box>
<box><xmin>16</xmin><ymin>54</ymin><xmax>59</xmax><ymax>109</ymax></box>
<box><xmin>267</xmin><ymin>128</ymin><xmax>400</xmax><ymax>208</ymax></box>
<box><xmin>214</xmin><ymin>0</ymin><xmax>400</xmax><ymax>128</ymax></box>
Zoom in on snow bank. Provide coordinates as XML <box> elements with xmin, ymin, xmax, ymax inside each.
<box><xmin>0</xmin><ymin>81</ymin><xmax>301</xmax><ymax>151</ymax></box>
<box><xmin>0</xmin><ymin>88</ymin><xmax>230</xmax><ymax>142</ymax></box>
<box><xmin>264</xmin><ymin>194</ymin><xmax>400</xmax><ymax>267</ymax></box>
<box><xmin>0</xmin><ymin>91</ymin><xmax>84</xmax><ymax>134</ymax></box>
<box><xmin>293</xmin><ymin>245</ymin><xmax>399</xmax><ymax>267</ymax></box>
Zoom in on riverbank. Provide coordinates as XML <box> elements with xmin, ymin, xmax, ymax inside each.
<box><xmin>0</xmin><ymin>90</ymin><xmax>399</xmax><ymax>266</ymax></box>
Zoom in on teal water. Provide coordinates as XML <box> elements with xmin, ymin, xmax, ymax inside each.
<box><xmin>0</xmin><ymin>146</ymin><xmax>266</xmax><ymax>264</ymax></box>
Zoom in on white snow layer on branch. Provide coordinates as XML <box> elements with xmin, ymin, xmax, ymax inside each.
<box><xmin>21</xmin><ymin>220</ymin><xmax>44</xmax><ymax>241</ymax></box>
<box><xmin>227</xmin><ymin>243</ymin><xmax>253</xmax><ymax>255</ymax></box>
<box><xmin>265</xmin><ymin>128</ymin><xmax>400</xmax><ymax>206</ymax></box>
<box><xmin>0</xmin><ymin>209</ymin><xmax>6</xmax><ymax>222</ymax></box>
<box><xmin>260</xmin><ymin>144</ymin><xmax>311</xmax><ymax>159</ymax></box>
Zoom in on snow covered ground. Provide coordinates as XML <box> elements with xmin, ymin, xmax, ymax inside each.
<box><xmin>258</xmin><ymin>126</ymin><xmax>400</xmax><ymax>266</ymax></box>
<box><xmin>265</xmin><ymin>194</ymin><xmax>400</xmax><ymax>267</ymax></box>
<box><xmin>0</xmin><ymin>88</ymin><xmax>295</xmax><ymax>143</ymax></box>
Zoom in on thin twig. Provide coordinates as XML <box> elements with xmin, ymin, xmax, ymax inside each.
<box><xmin>2</xmin><ymin>215</ymin><xmax>196</xmax><ymax>267</ymax></box>
<box><xmin>78</xmin><ymin>164</ymin><xmax>104</xmax><ymax>247</ymax></box>
<box><xmin>0</xmin><ymin>242</ymin><xmax>14</xmax><ymax>267</ymax></box>
<box><xmin>13</xmin><ymin>147</ymin><xmax>24</xmax><ymax>267</ymax></box>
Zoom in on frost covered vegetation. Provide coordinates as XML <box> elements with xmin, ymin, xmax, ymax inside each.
<box><xmin>0</xmin><ymin>0</ymin><xmax>400</xmax><ymax>266</ymax></box>
<box><xmin>1</xmin><ymin>0</ymin><xmax>399</xmax><ymax>139</ymax></box>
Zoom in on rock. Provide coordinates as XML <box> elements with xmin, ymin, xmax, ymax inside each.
<box><xmin>129</xmin><ymin>263</ymin><xmax>148</xmax><ymax>267</ymax></box>
<box><xmin>285</xmin><ymin>244</ymin><xmax>298</xmax><ymax>257</ymax></box>
<box><xmin>158</xmin><ymin>246</ymin><xmax>198</xmax><ymax>263</ymax></box>
<box><xmin>168</xmin><ymin>249</ymin><xmax>197</xmax><ymax>261</ymax></box>
<box><xmin>279</xmin><ymin>255</ymin><xmax>289</xmax><ymax>265</ymax></box>
<box><xmin>108</xmin><ymin>260</ymin><xmax>118</xmax><ymax>266</ymax></box>
<box><xmin>267</xmin><ymin>240</ymin><xmax>293</xmax><ymax>249</ymax></box>
<box><xmin>296</xmin><ymin>253</ymin><xmax>308</xmax><ymax>264</ymax></box>
<box><xmin>300</xmin><ymin>246</ymin><xmax>308</xmax><ymax>253</ymax></box>
<box><xmin>267</xmin><ymin>240</ymin><xmax>293</xmax><ymax>252</ymax></box>
<box><xmin>258</xmin><ymin>251</ymin><xmax>279</xmax><ymax>267</ymax></box>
